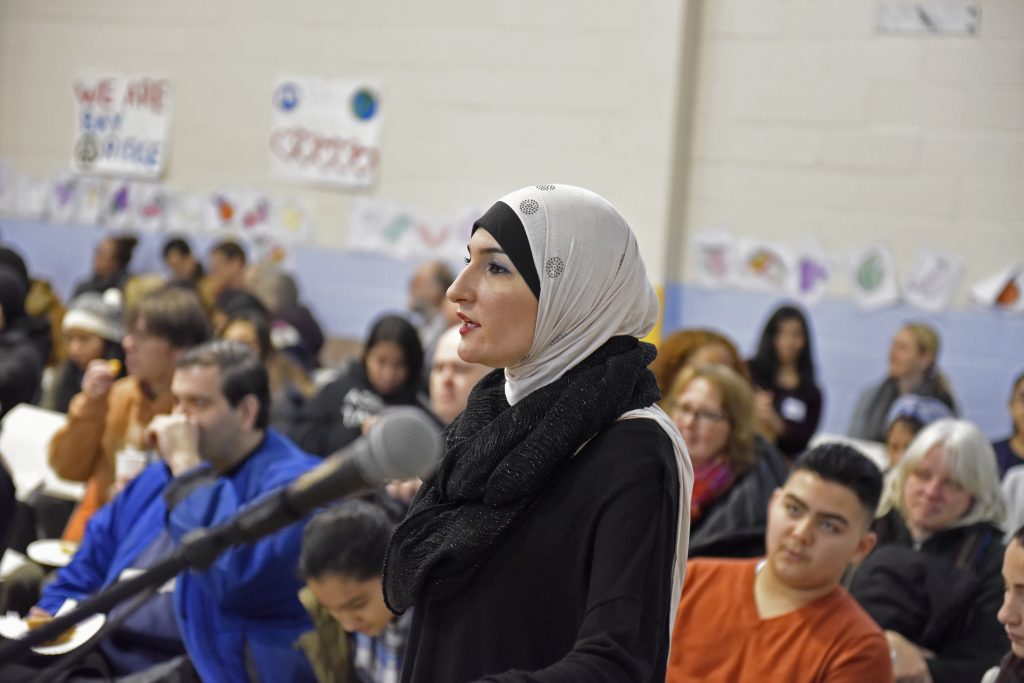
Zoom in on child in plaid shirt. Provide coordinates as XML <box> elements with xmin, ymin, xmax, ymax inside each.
<box><xmin>299</xmin><ymin>499</ymin><xmax>412</xmax><ymax>683</ymax></box>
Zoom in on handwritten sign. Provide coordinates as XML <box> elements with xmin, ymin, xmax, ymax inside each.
<box><xmin>71</xmin><ymin>74</ymin><xmax>172</xmax><ymax>179</ymax></box>
<box><xmin>269</xmin><ymin>76</ymin><xmax>383</xmax><ymax>189</ymax></box>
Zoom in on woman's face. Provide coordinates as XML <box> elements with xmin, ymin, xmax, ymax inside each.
<box><xmin>888</xmin><ymin>328</ymin><xmax>931</xmax><ymax>381</ymax></box>
<box><xmin>886</xmin><ymin>420</ymin><xmax>916</xmax><ymax>468</ymax></box>
<box><xmin>1010</xmin><ymin>378</ymin><xmax>1024</xmax><ymax>436</ymax></box>
<box><xmin>902</xmin><ymin>444</ymin><xmax>974</xmax><ymax>538</ymax></box>
<box><xmin>93</xmin><ymin>239</ymin><xmax>118</xmax><ymax>278</ymax></box>
<box><xmin>671</xmin><ymin>377</ymin><xmax>731</xmax><ymax>466</ymax></box>
<box><xmin>221</xmin><ymin>320</ymin><xmax>262</xmax><ymax>358</ymax></box>
<box><xmin>365</xmin><ymin>340</ymin><xmax>409</xmax><ymax>397</ymax></box>
<box><xmin>65</xmin><ymin>328</ymin><xmax>106</xmax><ymax>369</ymax></box>
<box><xmin>448</xmin><ymin>228</ymin><xmax>538</xmax><ymax>369</ymax></box>
<box><xmin>774</xmin><ymin>318</ymin><xmax>806</xmax><ymax>366</ymax></box>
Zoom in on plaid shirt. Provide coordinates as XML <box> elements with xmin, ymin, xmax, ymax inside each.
<box><xmin>352</xmin><ymin>609</ymin><xmax>413</xmax><ymax>683</ymax></box>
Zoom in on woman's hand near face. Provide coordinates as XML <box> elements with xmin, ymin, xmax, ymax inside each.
<box><xmin>81</xmin><ymin>359</ymin><xmax>117</xmax><ymax>399</ymax></box>
<box><xmin>886</xmin><ymin>630</ymin><xmax>934</xmax><ymax>683</ymax></box>
<box><xmin>753</xmin><ymin>389</ymin><xmax>783</xmax><ymax>439</ymax></box>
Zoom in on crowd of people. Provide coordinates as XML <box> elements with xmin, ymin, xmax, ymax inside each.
<box><xmin>0</xmin><ymin>183</ymin><xmax>1020</xmax><ymax>682</ymax></box>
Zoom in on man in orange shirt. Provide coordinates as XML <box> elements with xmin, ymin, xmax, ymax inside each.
<box><xmin>667</xmin><ymin>443</ymin><xmax>893</xmax><ymax>683</ymax></box>
<box><xmin>49</xmin><ymin>287</ymin><xmax>209</xmax><ymax>541</ymax></box>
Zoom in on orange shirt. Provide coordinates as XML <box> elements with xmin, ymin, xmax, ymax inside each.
<box><xmin>667</xmin><ymin>558</ymin><xmax>893</xmax><ymax>683</ymax></box>
<box><xmin>48</xmin><ymin>377</ymin><xmax>173</xmax><ymax>542</ymax></box>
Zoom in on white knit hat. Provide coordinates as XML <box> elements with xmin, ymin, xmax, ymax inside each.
<box><xmin>63</xmin><ymin>289</ymin><xmax>124</xmax><ymax>342</ymax></box>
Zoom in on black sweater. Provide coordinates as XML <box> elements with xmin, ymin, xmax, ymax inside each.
<box><xmin>399</xmin><ymin>418</ymin><xmax>680</xmax><ymax>683</ymax></box>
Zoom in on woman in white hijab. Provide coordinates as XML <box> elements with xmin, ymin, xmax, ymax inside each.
<box><xmin>384</xmin><ymin>184</ymin><xmax>693</xmax><ymax>682</ymax></box>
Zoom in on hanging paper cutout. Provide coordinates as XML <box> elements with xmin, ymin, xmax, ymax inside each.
<box><xmin>904</xmin><ymin>247</ymin><xmax>964</xmax><ymax>313</ymax></box>
<box><xmin>850</xmin><ymin>244</ymin><xmax>901</xmax><ymax>310</ymax></box>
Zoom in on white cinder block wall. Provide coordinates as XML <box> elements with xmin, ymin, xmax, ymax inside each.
<box><xmin>0</xmin><ymin>0</ymin><xmax>687</xmax><ymax>284</ymax></box>
<box><xmin>1</xmin><ymin>0</ymin><xmax>1021</xmax><ymax>299</ymax></box>
<box><xmin>680</xmin><ymin>0</ymin><xmax>1024</xmax><ymax>301</ymax></box>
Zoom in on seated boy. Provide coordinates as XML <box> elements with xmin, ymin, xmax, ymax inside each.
<box><xmin>667</xmin><ymin>443</ymin><xmax>893</xmax><ymax>683</ymax></box>
<box><xmin>298</xmin><ymin>499</ymin><xmax>411</xmax><ymax>683</ymax></box>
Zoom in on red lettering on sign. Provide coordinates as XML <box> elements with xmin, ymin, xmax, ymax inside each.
<box><xmin>122</xmin><ymin>79</ymin><xmax>167</xmax><ymax>114</ymax></box>
<box><xmin>74</xmin><ymin>78</ymin><xmax>116</xmax><ymax>108</ymax></box>
<box><xmin>269</xmin><ymin>127</ymin><xmax>379</xmax><ymax>179</ymax></box>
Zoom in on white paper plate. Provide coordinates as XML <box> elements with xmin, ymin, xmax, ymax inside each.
<box><xmin>0</xmin><ymin>602</ymin><xmax>105</xmax><ymax>655</ymax></box>
<box><xmin>26</xmin><ymin>539</ymin><xmax>78</xmax><ymax>568</ymax></box>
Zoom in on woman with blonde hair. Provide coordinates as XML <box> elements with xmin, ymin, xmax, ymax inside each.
<box><xmin>849</xmin><ymin>418</ymin><xmax>1005</xmax><ymax>683</ymax></box>
<box><xmin>666</xmin><ymin>363</ymin><xmax>787</xmax><ymax>558</ymax></box>
<box><xmin>848</xmin><ymin>322</ymin><xmax>957</xmax><ymax>442</ymax></box>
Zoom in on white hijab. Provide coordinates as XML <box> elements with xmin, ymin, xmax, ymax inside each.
<box><xmin>490</xmin><ymin>184</ymin><xmax>693</xmax><ymax>632</ymax></box>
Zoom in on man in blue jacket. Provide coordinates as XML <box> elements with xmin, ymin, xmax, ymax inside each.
<box><xmin>35</xmin><ymin>340</ymin><xmax>319</xmax><ymax>682</ymax></box>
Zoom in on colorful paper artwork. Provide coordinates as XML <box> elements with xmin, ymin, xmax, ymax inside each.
<box><xmin>691</xmin><ymin>231</ymin><xmax>737</xmax><ymax>288</ymax></box>
<box><xmin>71</xmin><ymin>74</ymin><xmax>172</xmax><ymax>179</ymax></box>
<box><xmin>269</xmin><ymin>76</ymin><xmax>383</xmax><ymax>189</ymax></box>
<box><xmin>970</xmin><ymin>264</ymin><xmax>1024</xmax><ymax>312</ymax></box>
<box><xmin>849</xmin><ymin>244</ymin><xmax>901</xmax><ymax>311</ymax></box>
<box><xmin>347</xmin><ymin>198</ymin><xmax>477</xmax><ymax>261</ymax></box>
<box><xmin>904</xmin><ymin>247</ymin><xmax>964</xmax><ymax>313</ymax></box>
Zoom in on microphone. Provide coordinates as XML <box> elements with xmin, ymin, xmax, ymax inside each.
<box><xmin>224</xmin><ymin>406</ymin><xmax>443</xmax><ymax>544</ymax></box>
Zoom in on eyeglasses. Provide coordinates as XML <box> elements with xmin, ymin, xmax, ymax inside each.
<box><xmin>671</xmin><ymin>402</ymin><xmax>728</xmax><ymax>424</ymax></box>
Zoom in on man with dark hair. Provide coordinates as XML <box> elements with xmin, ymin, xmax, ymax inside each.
<box><xmin>208</xmin><ymin>240</ymin><xmax>247</xmax><ymax>296</ymax></box>
<box><xmin>408</xmin><ymin>260</ymin><xmax>455</xmax><ymax>362</ymax></box>
<box><xmin>162</xmin><ymin>236</ymin><xmax>205</xmax><ymax>287</ymax></box>
<box><xmin>667</xmin><ymin>443</ymin><xmax>893</xmax><ymax>682</ymax></box>
<box><xmin>34</xmin><ymin>340</ymin><xmax>319</xmax><ymax>681</ymax></box>
<box><xmin>297</xmin><ymin>499</ymin><xmax>408</xmax><ymax>683</ymax></box>
<box><xmin>50</xmin><ymin>286</ymin><xmax>211</xmax><ymax>541</ymax></box>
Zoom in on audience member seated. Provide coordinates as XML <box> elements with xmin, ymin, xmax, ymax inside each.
<box><xmin>849</xmin><ymin>418</ymin><xmax>1005</xmax><ymax>683</ymax></box>
<box><xmin>49</xmin><ymin>287</ymin><xmax>210</xmax><ymax>542</ymax></box>
<box><xmin>290</xmin><ymin>315</ymin><xmax>429</xmax><ymax>457</ymax></box>
<box><xmin>30</xmin><ymin>341</ymin><xmax>319</xmax><ymax>681</ymax></box>
<box><xmin>848</xmin><ymin>322</ymin><xmax>958</xmax><ymax>442</ymax></box>
<box><xmin>883</xmin><ymin>393</ymin><xmax>954</xmax><ymax>469</ymax></box>
<box><xmin>667</xmin><ymin>364</ymin><xmax>788</xmax><ymax>557</ymax></box>
<box><xmin>0</xmin><ymin>266</ymin><xmax>44</xmax><ymax>420</ymax></box>
<box><xmin>994</xmin><ymin>371</ymin><xmax>1024</xmax><ymax>478</ymax></box>
<box><xmin>220</xmin><ymin>310</ymin><xmax>314</xmax><ymax>432</ymax></box>
<box><xmin>72</xmin><ymin>234</ymin><xmax>138</xmax><ymax>298</ymax></box>
<box><xmin>0</xmin><ymin>246</ymin><xmax>55</xmax><ymax>369</ymax></box>
<box><xmin>0</xmin><ymin>244</ymin><xmax>68</xmax><ymax>367</ymax></box>
<box><xmin>746</xmin><ymin>303</ymin><xmax>823</xmax><ymax>459</ymax></box>
<box><xmin>983</xmin><ymin>524</ymin><xmax>1024</xmax><ymax>683</ymax></box>
<box><xmin>211</xmin><ymin>287</ymin><xmax>268</xmax><ymax>337</ymax></box>
<box><xmin>407</xmin><ymin>261</ymin><xmax>455</xmax><ymax>363</ymax></box>
<box><xmin>667</xmin><ymin>444</ymin><xmax>892</xmax><ymax>683</ymax></box>
<box><xmin>42</xmin><ymin>291</ymin><xmax>125</xmax><ymax>413</ymax></box>
<box><xmin>206</xmin><ymin>239</ymin><xmax>247</xmax><ymax>297</ymax></box>
<box><xmin>247</xmin><ymin>262</ymin><xmax>325</xmax><ymax>370</ymax></box>
<box><xmin>651</xmin><ymin>328</ymin><xmax>751</xmax><ymax>410</ymax></box>
<box><xmin>298</xmin><ymin>499</ymin><xmax>410</xmax><ymax>683</ymax></box>
<box><xmin>162</xmin><ymin>236</ymin><xmax>206</xmax><ymax>288</ymax></box>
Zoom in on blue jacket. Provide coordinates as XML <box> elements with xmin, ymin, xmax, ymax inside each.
<box><xmin>41</xmin><ymin>429</ymin><xmax>320</xmax><ymax>683</ymax></box>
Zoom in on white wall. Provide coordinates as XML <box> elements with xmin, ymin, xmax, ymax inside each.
<box><xmin>680</xmin><ymin>0</ymin><xmax>1024</xmax><ymax>302</ymax></box>
<box><xmin>0</xmin><ymin>0</ymin><xmax>687</xmax><ymax>282</ymax></box>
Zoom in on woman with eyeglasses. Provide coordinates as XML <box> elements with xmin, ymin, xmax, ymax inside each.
<box><xmin>848</xmin><ymin>418</ymin><xmax>1005</xmax><ymax>683</ymax></box>
<box><xmin>668</xmin><ymin>363</ymin><xmax>788</xmax><ymax>558</ymax></box>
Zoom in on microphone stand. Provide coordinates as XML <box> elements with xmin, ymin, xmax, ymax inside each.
<box><xmin>0</xmin><ymin>484</ymin><xmax>302</xmax><ymax>666</ymax></box>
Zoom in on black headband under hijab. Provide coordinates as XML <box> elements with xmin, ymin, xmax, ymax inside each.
<box><xmin>472</xmin><ymin>201</ymin><xmax>541</xmax><ymax>299</ymax></box>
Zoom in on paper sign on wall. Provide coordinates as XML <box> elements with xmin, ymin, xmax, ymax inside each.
<box><xmin>736</xmin><ymin>239</ymin><xmax>796</xmax><ymax>293</ymax></box>
<box><xmin>71</xmin><ymin>74</ymin><xmax>172</xmax><ymax>179</ymax></box>
<box><xmin>971</xmin><ymin>264</ymin><xmax>1024</xmax><ymax>311</ymax></box>
<box><xmin>269</xmin><ymin>76</ymin><xmax>383</xmax><ymax>189</ymax></box>
<box><xmin>348</xmin><ymin>198</ymin><xmax>477</xmax><ymax>261</ymax></box>
<box><xmin>850</xmin><ymin>244</ymin><xmax>901</xmax><ymax>310</ymax></box>
<box><xmin>904</xmin><ymin>247</ymin><xmax>964</xmax><ymax>313</ymax></box>
<box><xmin>690</xmin><ymin>231</ymin><xmax>738</xmax><ymax>288</ymax></box>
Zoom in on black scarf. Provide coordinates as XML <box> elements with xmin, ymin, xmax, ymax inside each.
<box><xmin>383</xmin><ymin>335</ymin><xmax>660</xmax><ymax>613</ymax></box>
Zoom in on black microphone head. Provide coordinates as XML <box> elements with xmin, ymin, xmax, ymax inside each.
<box><xmin>359</xmin><ymin>406</ymin><xmax>443</xmax><ymax>484</ymax></box>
